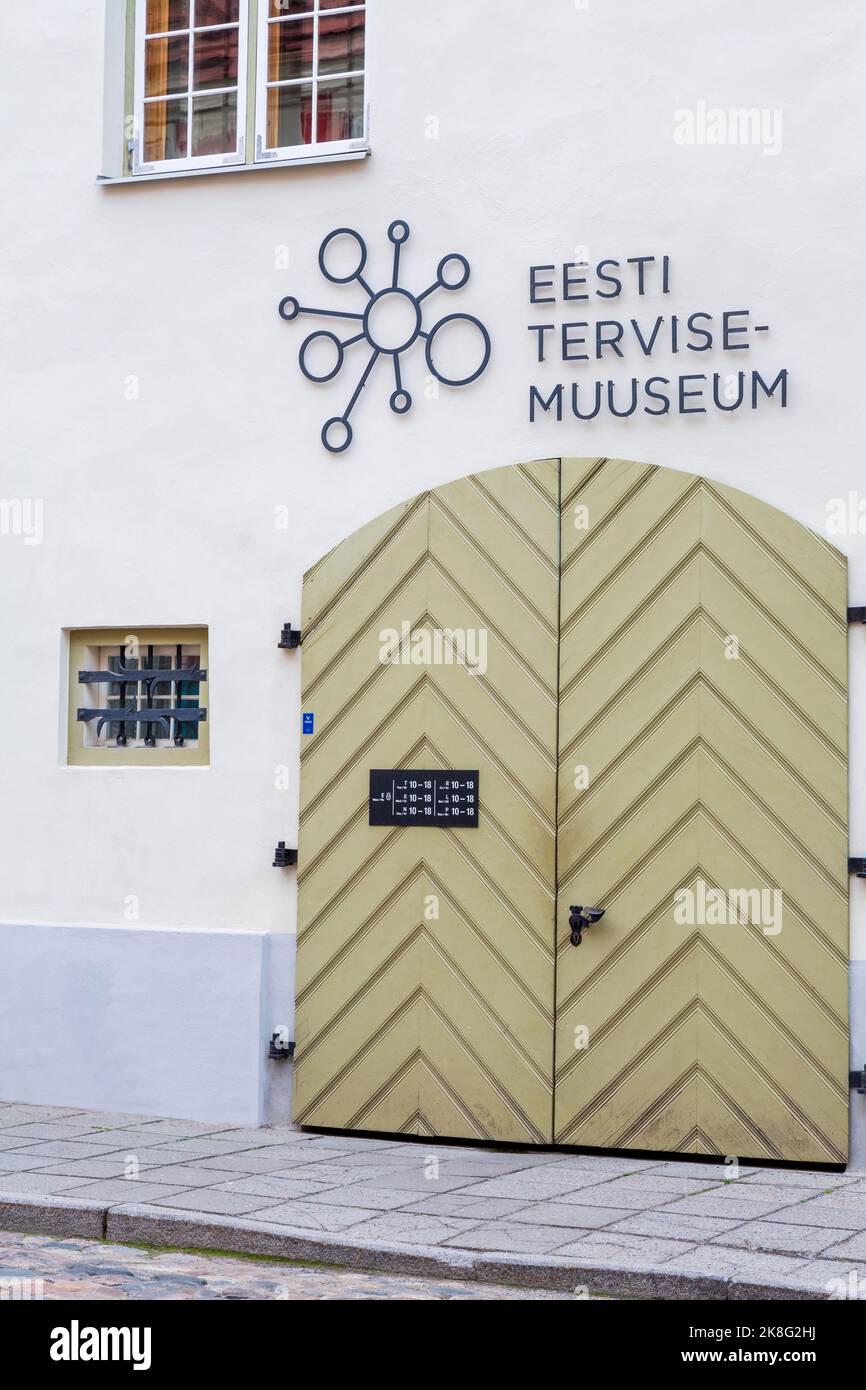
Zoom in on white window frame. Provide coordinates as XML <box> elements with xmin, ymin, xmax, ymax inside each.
<box><xmin>133</xmin><ymin>0</ymin><xmax>250</xmax><ymax>176</ymax></box>
<box><xmin>254</xmin><ymin>1</ymin><xmax>368</xmax><ymax>163</ymax></box>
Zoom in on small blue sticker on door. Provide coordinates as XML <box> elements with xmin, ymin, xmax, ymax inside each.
<box><xmin>302</xmin><ymin>712</ymin><xmax>315</xmax><ymax>735</ymax></box>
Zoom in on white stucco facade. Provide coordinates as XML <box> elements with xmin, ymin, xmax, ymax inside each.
<box><xmin>1</xmin><ymin>0</ymin><xmax>864</xmax><ymax>1153</ymax></box>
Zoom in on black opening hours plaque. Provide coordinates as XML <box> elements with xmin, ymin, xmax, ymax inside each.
<box><xmin>369</xmin><ymin>769</ymin><xmax>479</xmax><ymax>827</ymax></box>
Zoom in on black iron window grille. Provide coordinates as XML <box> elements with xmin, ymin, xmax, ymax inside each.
<box><xmin>77</xmin><ymin>643</ymin><xmax>207</xmax><ymax>749</ymax></box>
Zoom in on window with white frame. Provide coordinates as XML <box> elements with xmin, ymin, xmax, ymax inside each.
<box><xmin>135</xmin><ymin>1</ymin><xmax>249</xmax><ymax>173</ymax></box>
<box><xmin>129</xmin><ymin>0</ymin><xmax>367</xmax><ymax>177</ymax></box>
<box><xmin>256</xmin><ymin>1</ymin><xmax>366</xmax><ymax>160</ymax></box>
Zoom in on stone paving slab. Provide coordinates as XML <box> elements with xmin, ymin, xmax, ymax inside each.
<box><xmin>155</xmin><ymin>1189</ymin><xmax>286</xmax><ymax>1217</ymax></box>
<box><xmin>402</xmin><ymin>1194</ymin><xmax>533</xmax><ymax>1219</ymax></box>
<box><xmin>443</xmin><ymin>1220</ymin><xmax>587</xmax><ymax>1254</ymax></box>
<box><xmin>658</xmin><ymin>1193</ymin><xmax>795</xmax><ymax>1219</ymax></box>
<box><xmin>0</xmin><ymin>1150</ymin><xmax>77</xmax><ymax>1173</ymax></box>
<box><xmin>0</xmin><ymin>1172</ymin><xmax>97</xmax><ymax>1196</ymax></box>
<box><xmin>0</xmin><ymin>1123</ymin><xmax>110</xmax><ymax>1141</ymax></box>
<box><xmin>554</xmin><ymin>1231</ymin><xmax>695</xmax><ymax>1266</ymax></box>
<box><xmin>517</xmin><ymin>1200</ymin><xmax>634</xmax><ymax>1229</ymax></box>
<box><xmin>560</xmin><ymin>1180</ymin><xmax>698</xmax><ymax>1209</ymax></box>
<box><xmin>651</xmin><ymin>1161</ymin><xmax>761</xmax><ymax>1181</ymax></box>
<box><xmin>452</xmin><ymin>1171</ymin><xmax>612</xmax><ymax>1200</ymax></box>
<box><xmin>193</xmin><ymin>1149</ymin><xmax>328</xmax><ymax>1174</ymax></box>
<box><xmin>0</xmin><ymin>1107</ymin><xmax>86</xmax><ymax>1127</ymax></box>
<box><xmin>508</xmin><ymin>1200</ymin><xmax>626</xmax><ymax>1229</ymax></box>
<box><xmin>710</xmin><ymin>1219</ymin><xmax>855</xmax><ymax>1257</ymax></box>
<box><xmin>738</xmin><ymin>1168</ymin><xmax>858</xmax><ymax>1189</ymax></box>
<box><xmin>608</xmin><ymin>1210</ymin><xmax>746</xmax><ymax>1240</ymax></box>
<box><xmin>69</xmin><ymin>1179</ymin><xmax>194</xmax><ymax>1204</ymax></box>
<box><xmin>11</xmin><ymin>1139</ymin><xmax>140</xmax><ymax>1161</ymax></box>
<box><xmin>755</xmin><ymin>1198</ymin><xmax>866</xmax><ymax>1229</ymax></box>
<box><xmin>0</xmin><ymin>1136</ymin><xmax>36</xmax><ymax>1152</ymax></box>
<box><xmin>285</xmin><ymin>1183</ymin><xmax>421</xmax><ymax>1212</ymax></box>
<box><xmin>1</xmin><ymin>1099</ymin><xmax>865</xmax><ymax>1299</ymax></box>
<box><xmin>126</xmin><ymin>1164</ymin><xmax>247</xmax><ymax>1187</ymax></box>
<box><xmin>212</xmin><ymin>1174</ymin><xmax>346</xmax><ymax>1201</ymax></box>
<box><xmin>827</xmin><ymin>1230</ymin><xmax>866</xmax><ymax>1258</ymax></box>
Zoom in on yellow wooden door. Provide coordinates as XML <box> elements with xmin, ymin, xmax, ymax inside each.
<box><xmin>295</xmin><ymin>457</ymin><xmax>849</xmax><ymax>1161</ymax></box>
<box><xmin>554</xmin><ymin>459</ymin><xmax>849</xmax><ymax>1163</ymax></box>
<box><xmin>293</xmin><ymin>462</ymin><xmax>559</xmax><ymax>1142</ymax></box>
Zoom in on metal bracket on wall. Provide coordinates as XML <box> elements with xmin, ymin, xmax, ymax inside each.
<box><xmin>278</xmin><ymin>623</ymin><xmax>302</xmax><ymax>649</ymax></box>
<box><xmin>268</xmin><ymin>1031</ymin><xmax>296</xmax><ymax>1061</ymax></box>
<box><xmin>849</xmin><ymin>858</ymin><xmax>866</xmax><ymax>878</ymax></box>
<box><xmin>848</xmin><ymin>607</ymin><xmax>866</xmax><ymax>624</ymax></box>
<box><xmin>852</xmin><ymin>1067</ymin><xmax>866</xmax><ymax>1095</ymax></box>
<box><xmin>273</xmin><ymin>841</ymin><xmax>298</xmax><ymax>868</ymax></box>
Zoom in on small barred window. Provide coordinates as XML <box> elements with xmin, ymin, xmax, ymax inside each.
<box><xmin>67</xmin><ymin>630</ymin><xmax>209</xmax><ymax>767</ymax></box>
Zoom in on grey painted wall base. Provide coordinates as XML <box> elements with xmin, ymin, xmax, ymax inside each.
<box><xmin>0</xmin><ymin>922</ymin><xmax>295</xmax><ymax>1128</ymax></box>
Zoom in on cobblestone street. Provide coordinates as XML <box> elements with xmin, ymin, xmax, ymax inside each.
<box><xmin>0</xmin><ymin>1231</ymin><xmax>574</xmax><ymax>1301</ymax></box>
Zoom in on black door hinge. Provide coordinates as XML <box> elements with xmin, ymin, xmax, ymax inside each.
<box><xmin>851</xmin><ymin>1067</ymin><xmax>866</xmax><ymax>1095</ymax></box>
<box><xmin>273</xmin><ymin>841</ymin><xmax>298</xmax><ymax>867</ymax></box>
<box><xmin>268</xmin><ymin>1031</ymin><xmax>296</xmax><ymax>1060</ymax></box>
<box><xmin>278</xmin><ymin>623</ymin><xmax>302</xmax><ymax>649</ymax></box>
<box><xmin>849</xmin><ymin>858</ymin><xmax>866</xmax><ymax>878</ymax></box>
<box><xmin>848</xmin><ymin>607</ymin><xmax>866</xmax><ymax>624</ymax></box>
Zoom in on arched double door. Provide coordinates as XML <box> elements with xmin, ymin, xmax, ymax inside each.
<box><xmin>293</xmin><ymin>459</ymin><xmax>849</xmax><ymax>1163</ymax></box>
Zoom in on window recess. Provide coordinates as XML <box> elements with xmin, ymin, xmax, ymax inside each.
<box><xmin>67</xmin><ymin>629</ymin><xmax>210</xmax><ymax>767</ymax></box>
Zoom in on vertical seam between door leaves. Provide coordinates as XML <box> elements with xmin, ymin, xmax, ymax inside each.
<box><xmin>551</xmin><ymin>457</ymin><xmax>563</xmax><ymax>1144</ymax></box>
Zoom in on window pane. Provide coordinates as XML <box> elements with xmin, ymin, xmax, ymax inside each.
<box><xmin>267</xmin><ymin>82</ymin><xmax>313</xmax><ymax>147</ymax></box>
<box><xmin>193</xmin><ymin>26</ymin><xmax>239</xmax><ymax>89</ymax></box>
<box><xmin>192</xmin><ymin>90</ymin><xmax>238</xmax><ymax>154</ymax></box>
<box><xmin>318</xmin><ymin>9</ymin><xmax>365</xmax><ymax>75</ymax></box>
<box><xmin>316</xmin><ymin>75</ymin><xmax>364</xmax><ymax>143</ymax></box>
<box><xmin>144</xmin><ymin>98</ymin><xmax>189</xmax><ymax>160</ymax></box>
<box><xmin>269</xmin><ymin>1</ymin><xmax>312</xmax><ymax>15</ymax></box>
<box><xmin>268</xmin><ymin>18</ymin><xmax>314</xmax><ymax>81</ymax></box>
<box><xmin>195</xmin><ymin>0</ymin><xmax>240</xmax><ymax>24</ymax></box>
<box><xmin>320</xmin><ymin>0</ymin><xmax>365</xmax><ymax>9</ymax></box>
<box><xmin>145</xmin><ymin>36</ymin><xmax>190</xmax><ymax>96</ymax></box>
<box><xmin>147</xmin><ymin>0</ymin><xmax>190</xmax><ymax>32</ymax></box>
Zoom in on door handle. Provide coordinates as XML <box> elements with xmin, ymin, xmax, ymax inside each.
<box><xmin>568</xmin><ymin>905</ymin><xmax>605</xmax><ymax>946</ymax></box>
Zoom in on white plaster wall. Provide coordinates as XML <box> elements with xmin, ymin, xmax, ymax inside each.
<box><xmin>0</xmin><ymin>1</ymin><xmax>864</xmax><ymax>1140</ymax></box>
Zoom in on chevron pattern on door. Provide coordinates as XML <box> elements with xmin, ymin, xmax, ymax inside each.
<box><xmin>293</xmin><ymin>461</ymin><xmax>560</xmax><ymax>1141</ymax></box>
<box><xmin>555</xmin><ymin>459</ymin><xmax>849</xmax><ymax>1163</ymax></box>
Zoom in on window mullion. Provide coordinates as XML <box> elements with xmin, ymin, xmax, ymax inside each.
<box><xmin>312</xmin><ymin>4</ymin><xmax>319</xmax><ymax>148</ymax></box>
<box><xmin>187</xmin><ymin>0</ymin><xmax>195</xmax><ymax>159</ymax></box>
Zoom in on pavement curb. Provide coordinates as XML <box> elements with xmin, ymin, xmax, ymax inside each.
<box><xmin>0</xmin><ymin>1192</ymin><xmax>826</xmax><ymax>1299</ymax></box>
<box><xmin>0</xmin><ymin>1194</ymin><xmax>106</xmax><ymax>1239</ymax></box>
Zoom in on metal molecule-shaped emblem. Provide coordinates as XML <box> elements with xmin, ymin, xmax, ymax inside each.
<box><xmin>278</xmin><ymin>220</ymin><xmax>491</xmax><ymax>454</ymax></box>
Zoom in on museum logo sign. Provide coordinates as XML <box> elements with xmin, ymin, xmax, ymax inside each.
<box><xmin>280</xmin><ymin>228</ymin><xmax>788</xmax><ymax>449</ymax></box>
<box><xmin>527</xmin><ymin>253</ymin><xmax>788</xmax><ymax>422</ymax></box>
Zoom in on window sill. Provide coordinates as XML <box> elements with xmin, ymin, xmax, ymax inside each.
<box><xmin>97</xmin><ymin>145</ymin><xmax>370</xmax><ymax>187</ymax></box>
